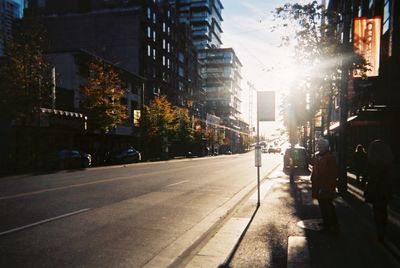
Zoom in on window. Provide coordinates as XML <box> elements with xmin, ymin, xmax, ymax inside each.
<box><xmin>163</xmin><ymin>39</ymin><xmax>166</xmax><ymax>49</ymax></box>
<box><xmin>153</xmin><ymin>31</ymin><xmax>156</xmax><ymax>42</ymax></box>
<box><xmin>153</xmin><ymin>13</ymin><xmax>156</xmax><ymax>24</ymax></box>
<box><xmin>178</xmin><ymin>67</ymin><xmax>184</xmax><ymax>77</ymax></box>
<box><xmin>153</xmin><ymin>49</ymin><xmax>156</xmax><ymax>60</ymax></box>
<box><xmin>163</xmin><ymin>23</ymin><xmax>166</xmax><ymax>32</ymax></box>
<box><xmin>178</xmin><ymin>52</ymin><xmax>185</xmax><ymax>63</ymax></box>
<box><xmin>147</xmin><ymin>26</ymin><xmax>151</xmax><ymax>38</ymax></box>
<box><xmin>147</xmin><ymin>45</ymin><xmax>151</xmax><ymax>56</ymax></box>
<box><xmin>369</xmin><ymin>0</ymin><xmax>374</xmax><ymax>9</ymax></box>
<box><xmin>147</xmin><ymin>8</ymin><xmax>151</xmax><ymax>19</ymax></box>
<box><xmin>163</xmin><ymin>56</ymin><xmax>166</xmax><ymax>66</ymax></box>
<box><xmin>383</xmin><ymin>0</ymin><xmax>390</xmax><ymax>34</ymax></box>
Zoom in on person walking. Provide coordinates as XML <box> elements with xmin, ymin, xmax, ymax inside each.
<box><xmin>353</xmin><ymin>144</ymin><xmax>367</xmax><ymax>185</ymax></box>
<box><xmin>364</xmin><ymin>139</ymin><xmax>394</xmax><ymax>242</ymax></box>
<box><xmin>311</xmin><ymin>138</ymin><xmax>339</xmax><ymax>234</ymax></box>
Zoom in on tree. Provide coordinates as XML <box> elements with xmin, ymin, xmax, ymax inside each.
<box><xmin>139</xmin><ymin>95</ymin><xmax>175</xmax><ymax>158</ymax></box>
<box><xmin>274</xmin><ymin>1</ymin><xmax>367</xmax><ymax>143</ymax></box>
<box><xmin>171</xmin><ymin>106</ymin><xmax>194</xmax><ymax>153</ymax></box>
<box><xmin>139</xmin><ymin>95</ymin><xmax>197</xmax><ymax>158</ymax></box>
<box><xmin>80</xmin><ymin>57</ymin><xmax>128</xmax><ymax>133</ymax></box>
<box><xmin>0</xmin><ymin>19</ymin><xmax>52</xmax><ymax>123</ymax></box>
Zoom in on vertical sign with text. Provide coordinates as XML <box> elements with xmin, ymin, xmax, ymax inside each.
<box><xmin>353</xmin><ymin>17</ymin><xmax>381</xmax><ymax>77</ymax></box>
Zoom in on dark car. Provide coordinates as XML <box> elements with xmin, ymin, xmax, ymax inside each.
<box><xmin>52</xmin><ymin>149</ymin><xmax>91</xmax><ymax>170</ymax></box>
<box><xmin>283</xmin><ymin>146</ymin><xmax>309</xmax><ymax>175</ymax></box>
<box><xmin>109</xmin><ymin>147</ymin><xmax>141</xmax><ymax>164</ymax></box>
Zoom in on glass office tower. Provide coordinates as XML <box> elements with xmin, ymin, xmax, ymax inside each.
<box><xmin>172</xmin><ymin>0</ymin><xmax>223</xmax><ymax>50</ymax></box>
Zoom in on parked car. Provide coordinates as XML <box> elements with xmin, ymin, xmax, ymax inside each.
<box><xmin>268</xmin><ymin>145</ymin><xmax>277</xmax><ymax>153</ymax></box>
<box><xmin>50</xmin><ymin>149</ymin><xmax>91</xmax><ymax>170</ymax></box>
<box><xmin>283</xmin><ymin>146</ymin><xmax>309</xmax><ymax>175</ymax></box>
<box><xmin>109</xmin><ymin>147</ymin><xmax>141</xmax><ymax>164</ymax></box>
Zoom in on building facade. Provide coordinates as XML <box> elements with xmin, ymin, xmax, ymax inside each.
<box><xmin>25</xmin><ymin>0</ymin><xmax>200</xmax><ymax>112</ymax></box>
<box><xmin>326</xmin><ymin>0</ymin><xmax>400</xmax><ymax>157</ymax></box>
<box><xmin>198</xmin><ymin>48</ymin><xmax>243</xmax><ymax>152</ymax></box>
<box><xmin>172</xmin><ymin>0</ymin><xmax>223</xmax><ymax>50</ymax></box>
<box><xmin>0</xmin><ymin>0</ymin><xmax>20</xmax><ymax>56</ymax></box>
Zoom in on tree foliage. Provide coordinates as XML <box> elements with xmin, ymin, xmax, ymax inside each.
<box><xmin>139</xmin><ymin>95</ymin><xmax>196</xmax><ymax>157</ymax></box>
<box><xmin>140</xmin><ymin>95</ymin><xmax>174</xmax><ymax>141</ymax></box>
<box><xmin>172</xmin><ymin>106</ymin><xmax>194</xmax><ymax>144</ymax></box>
<box><xmin>274</xmin><ymin>1</ymin><xmax>367</xmax><ymax>137</ymax></box>
<box><xmin>0</xmin><ymin>19</ymin><xmax>52</xmax><ymax>123</ymax></box>
<box><xmin>80</xmin><ymin>57</ymin><xmax>128</xmax><ymax>133</ymax></box>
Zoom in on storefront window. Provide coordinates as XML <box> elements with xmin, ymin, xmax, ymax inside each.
<box><xmin>383</xmin><ymin>0</ymin><xmax>390</xmax><ymax>34</ymax></box>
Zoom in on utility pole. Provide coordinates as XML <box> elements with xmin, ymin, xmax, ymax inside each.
<box><xmin>338</xmin><ymin>0</ymin><xmax>352</xmax><ymax>194</ymax></box>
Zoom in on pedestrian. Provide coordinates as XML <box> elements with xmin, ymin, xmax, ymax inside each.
<box><xmin>353</xmin><ymin>144</ymin><xmax>367</xmax><ymax>185</ymax></box>
<box><xmin>364</xmin><ymin>139</ymin><xmax>394</xmax><ymax>242</ymax></box>
<box><xmin>311</xmin><ymin>138</ymin><xmax>339</xmax><ymax>234</ymax></box>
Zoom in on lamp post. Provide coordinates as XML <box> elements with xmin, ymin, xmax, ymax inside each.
<box><xmin>337</xmin><ymin>0</ymin><xmax>353</xmax><ymax>194</ymax></box>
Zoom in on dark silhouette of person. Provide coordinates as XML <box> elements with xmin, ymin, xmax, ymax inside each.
<box><xmin>365</xmin><ymin>139</ymin><xmax>394</xmax><ymax>242</ymax></box>
<box><xmin>353</xmin><ymin>144</ymin><xmax>367</xmax><ymax>185</ymax></box>
<box><xmin>311</xmin><ymin>138</ymin><xmax>339</xmax><ymax>233</ymax></box>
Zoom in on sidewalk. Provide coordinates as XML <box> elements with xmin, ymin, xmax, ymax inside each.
<box><xmin>184</xmin><ymin>169</ymin><xmax>400</xmax><ymax>268</ymax></box>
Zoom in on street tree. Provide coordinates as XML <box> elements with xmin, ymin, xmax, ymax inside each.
<box><xmin>139</xmin><ymin>95</ymin><xmax>175</xmax><ymax>158</ymax></box>
<box><xmin>0</xmin><ymin>19</ymin><xmax>52</xmax><ymax>124</ymax></box>
<box><xmin>171</xmin><ymin>106</ymin><xmax>194</xmax><ymax>154</ymax></box>
<box><xmin>80</xmin><ymin>57</ymin><xmax>128</xmax><ymax>133</ymax></box>
<box><xmin>274</xmin><ymin>1</ymin><xmax>367</xmax><ymax>143</ymax></box>
<box><xmin>140</xmin><ymin>95</ymin><xmax>197</xmax><ymax>158</ymax></box>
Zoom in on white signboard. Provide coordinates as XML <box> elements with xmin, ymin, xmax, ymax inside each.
<box><xmin>257</xmin><ymin>91</ymin><xmax>275</xmax><ymax>121</ymax></box>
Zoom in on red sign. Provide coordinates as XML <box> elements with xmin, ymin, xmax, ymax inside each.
<box><xmin>353</xmin><ymin>17</ymin><xmax>381</xmax><ymax>77</ymax></box>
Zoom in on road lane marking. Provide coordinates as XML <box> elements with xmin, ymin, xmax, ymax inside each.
<box><xmin>0</xmin><ymin>208</ymin><xmax>90</xmax><ymax>236</ymax></box>
<box><xmin>0</xmin><ymin>168</ymin><xmax>191</xmax><ymax>200</ymax></box>
<box><xmin>166</xmin><ymin>180</ymin><xmax>189</xmax><ymax>187</ymax></box>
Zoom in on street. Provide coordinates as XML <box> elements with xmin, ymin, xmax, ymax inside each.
<box><xmin>0</xmin><ymin>152</ymin><xmax>281</xmax><ymax>267</ymax></box>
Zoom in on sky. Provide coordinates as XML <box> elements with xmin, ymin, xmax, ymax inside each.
<box><xmin>222</xmin><ymin>0</ymin><xmax>311</xmax><ymax>136</ymax></box>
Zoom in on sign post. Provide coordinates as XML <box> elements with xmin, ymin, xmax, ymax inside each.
<box><xmin>256</xmin><ymin>91</ymin><xmax>275</xmax><ymax>206</ymax></box>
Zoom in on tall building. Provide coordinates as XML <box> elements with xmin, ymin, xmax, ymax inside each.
<box><xmin>173</xmin><ymin>0</ymin><xmax>223</xmax><ymax>50</ymax></box>
<box><xmin>171</xmin><ymin>0</ymin><xmax>248</xmax><ymax>151</ymax></box>
<box><xmin>0</xmin><ymin>0</ymin><xmax>20</xmax><ymax>56</ymax></box>
<box><xmin>198</xmin><ymin>47</ymin><xmax>243</xmax><ymax>152</ymax></box>
<box><xmin>25</xmin><ymin>0</ymin><xmax>200</xmax><ymax>111</ymax></box>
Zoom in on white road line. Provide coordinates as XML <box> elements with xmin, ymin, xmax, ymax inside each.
<box><xmin>0</xmin><ymin>208</ymin><xmax>90</xmax><ymax>236</ymax></box>
<box><xmin>0</xmin><ymin>167</ymin><xmax>192</xmax><ymax>201</ymax></box>
<box><xmin>166</xmin><ymin>180</ymin><xmax>189</xmax><ymax>187</ymax></box>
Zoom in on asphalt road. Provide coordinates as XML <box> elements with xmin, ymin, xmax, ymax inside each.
<box><xmin>0</xmin><ymin>151</ymin><xmax>282</xmax><ymax>267</ymax></box>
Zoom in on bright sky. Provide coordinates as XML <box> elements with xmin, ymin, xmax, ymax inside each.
<box><xmin>222</xmin><ymin>0</ymin><xmax>312</xmax><ymax>136</ymax></box>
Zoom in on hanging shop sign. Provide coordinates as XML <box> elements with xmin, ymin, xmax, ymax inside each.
<box><xmin>353</xmin><ymin>17</ymin><xmax>381</xmax><ymax>77</ymax></box>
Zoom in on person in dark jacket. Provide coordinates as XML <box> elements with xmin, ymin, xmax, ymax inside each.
<box><xmin>365</xmin><ymin>139</ymin><xmax>394</xmax><ymax>242</ymax></box>
<box><xmin>353</xmin><ymin>144</ymin><xmax>367</xmax><ymax>185</ymax></box>
<box><xmin>311</xmin><ymin>138</ymin><xmax>339</xmax><ymax>233</ymax></box>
